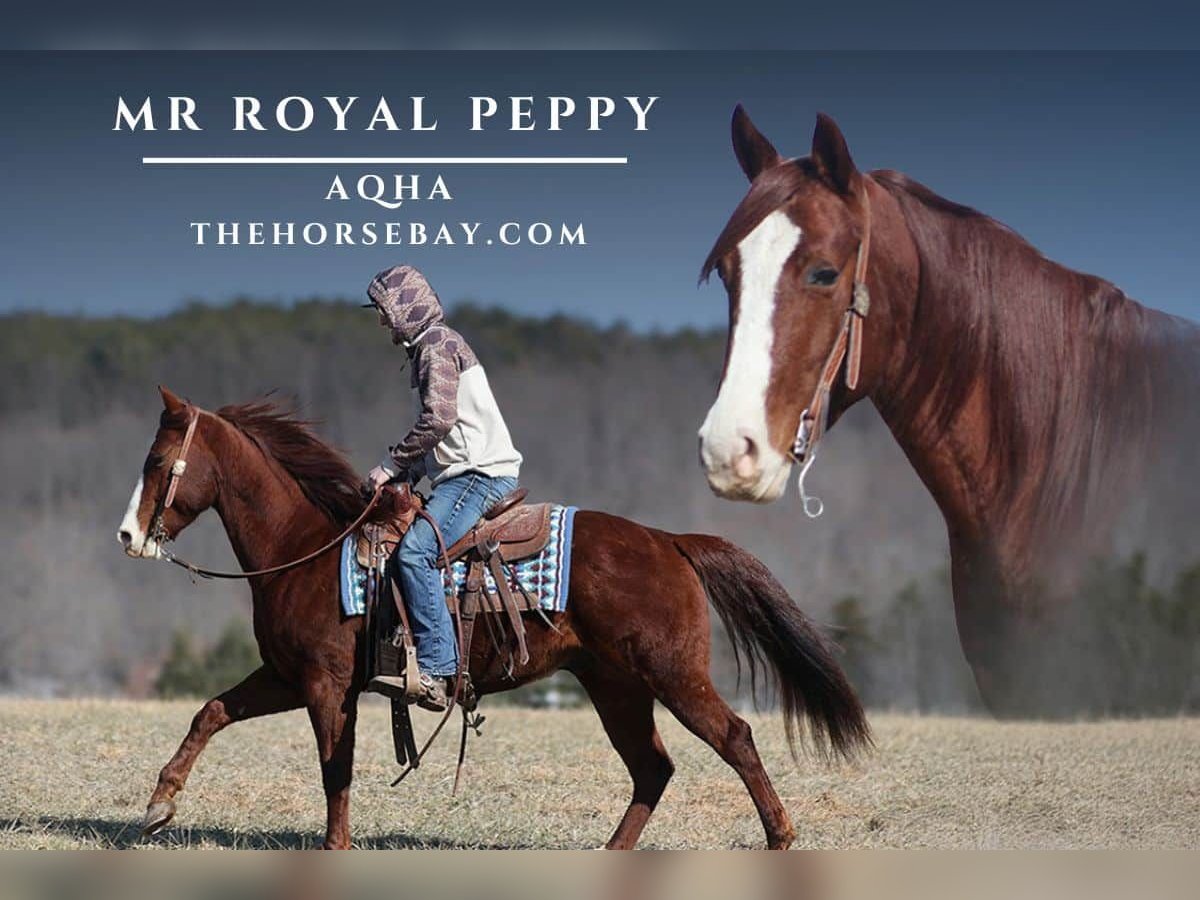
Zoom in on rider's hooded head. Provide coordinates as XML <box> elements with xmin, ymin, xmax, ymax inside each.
<box><xmin>367</xmin><ymin>265</ymin><xmax>445</xmax><ymax>347</ymax></box>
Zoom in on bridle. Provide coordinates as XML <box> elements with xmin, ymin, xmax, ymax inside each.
<box><xmin>146</xmin><ymin>407</ymin><xmax>201</xmax><ymax>551</ymax></box>
<box><xmin>787</xmin><ymin>185</ymin><xmax>872</xmax><ymax>517</ymax></box>
<box><xmin>146</xmin><ymin>405</ymin><xmax>385</xmax><ymax>580</ymax></box>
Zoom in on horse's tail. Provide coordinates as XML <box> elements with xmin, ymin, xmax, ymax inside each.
<box><xmin>674</xmin><ymin>534</ymin><xmax>872</xmax><ymax>762</ymax></box>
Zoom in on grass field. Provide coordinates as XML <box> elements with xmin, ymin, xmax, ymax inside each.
<box><xmin>0</xmin><ymin>698</ymin><xmax>1196</xmax><ymax>849</ymax></box>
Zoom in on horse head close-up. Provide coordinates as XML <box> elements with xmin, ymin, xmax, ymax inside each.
<box><xmin>699</xmin><ymin>108</ymin><xmax>895</xmax><ymax>506</ymax></box>
<box><xmin>699</xmin><ymin>104</ymin><xmax>1200</xmax><ymax>717</ymax></box>
<box><xmin>119</xmin><ymin>386</ymin><xmax>220</xmax><ymax>561</ymax></box>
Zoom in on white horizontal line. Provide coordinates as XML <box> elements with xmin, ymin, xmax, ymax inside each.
<box><xmin>142</xmin><ymin>156</ymin><xmax>628</xmax><ymax>165</ymax></box>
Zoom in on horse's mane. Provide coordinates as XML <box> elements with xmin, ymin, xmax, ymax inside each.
<box><xmin>215</xmin><ymin>401</ymin><xmax>367</xmax><ymax>525</ymax></box>
<box><xmin>873</xmin><ymin>169</ymin><xmax>1172</xmax><ymax>542</ymax></box>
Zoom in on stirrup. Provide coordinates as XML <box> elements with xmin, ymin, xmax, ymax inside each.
<box><xmin>366</xmin><ymin>674</ymin><xmax>410</xmax><ymax>701</ymax></box>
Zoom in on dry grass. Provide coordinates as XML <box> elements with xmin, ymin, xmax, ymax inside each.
<box><xmin>0</xmin><ymin>698</ymin><xmax>1196</xmax><ymax>849</ymax></box>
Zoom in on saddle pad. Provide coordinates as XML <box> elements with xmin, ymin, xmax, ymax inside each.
<box><xmin>341</xmin><ymin>504</ymin><xmax>577</xmax><ymax>618</ymax></box>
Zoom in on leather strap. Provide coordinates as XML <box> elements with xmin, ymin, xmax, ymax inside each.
<box><xmin>791</xmin><ymin>185</ymin><xmax>872</xmax><ymax>464</ymax></box>
<box><xmin>391</xmin><ymin>697</ymin><xmax>419</xmax><ymax>766</ymax></box>
<box><xmin>163</xmin><ymin>486</ymin><xmax>385</xmax><ymax>580</ymax></box>
<box><xmin>846</xmin><ymin>188</ymin><xmax>872</xmax><ymax>391</ymax></box>
<box><xmin>487</xmin><ymin>551</ymin><xmax>530</xmax><ymax>666</ymax></box>
<box><xmin>458</xmin><ymin>563</ymin><xmax>483</xmax><ymax>670</ymax></box>
<box><xmin>162</xmin><ymin>409</ymin><xmax>200</xmax><ymax>510</ymax></box>
<box><xmin>388</xmin><ymin>574</ymin><xmax>423</xmax><ymax>703</ymax></box>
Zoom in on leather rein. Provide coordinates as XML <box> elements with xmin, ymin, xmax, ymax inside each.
<box><xmin>787</xmin><ymin>185</ymin><xmax>872</xmax><ymax>517</ymax></box>
<box><xmin>148</xmin><ymin>406</ymin><xmax>386</xmax><ymax>581</ymax></box>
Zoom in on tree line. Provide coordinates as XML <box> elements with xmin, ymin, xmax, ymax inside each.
<box><xmin>1</xmin><ymin>299</ymin><xmax>1194</xmax><ymax>713</ymax></box>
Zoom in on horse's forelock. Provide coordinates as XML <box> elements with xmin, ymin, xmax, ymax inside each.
<box><xmin>701</xmin><ymin>160</ymin><xmax>814</xmax><ymax>282</ymax></box>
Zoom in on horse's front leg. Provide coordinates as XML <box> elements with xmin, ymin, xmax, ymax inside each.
<box><xmin>304</xmin><ymin>676</ymin><xmax>359</xmax><ymax>849</ymax></box>
<box><xmin>143</xmin><ymin>664</ymin><xmax>302</xmax><ymax>834</ymax></box>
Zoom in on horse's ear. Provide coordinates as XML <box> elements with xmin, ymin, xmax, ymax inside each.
<box><xmin>158</xmin><ymin>385</ymin><xmax>186</xmax><ymax>415</ymax></box>
<box><xmin>731</xmin><ymin>104</ymin><xmax>781</xmax><ymax>182</ymax></box>
<box><xmin>811</xmin><ymin>112</ymin><xmax>858</xmax><ymax>195</ymax></box>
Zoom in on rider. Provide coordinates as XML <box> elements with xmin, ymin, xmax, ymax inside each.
<box><xmin>364</xmin><ymin>265</ymin><xmax>522</xmax><ymax>711</ymax></box>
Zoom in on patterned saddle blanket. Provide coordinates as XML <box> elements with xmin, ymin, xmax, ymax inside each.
<box><xmin>340</xmin><ymin>504</ymin><xmax>577</xmax><ymax>617</ymax></box>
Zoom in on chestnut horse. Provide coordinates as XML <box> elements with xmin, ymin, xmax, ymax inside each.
<box><xmin>118</xmin><ymin>387</ymin><xmax>868</xmax><ymax>849</ymax></box>
<box><xmin>699</xmin><ymin>107</ymin><xmax>1200</xmax><ymax>716</ymax></box>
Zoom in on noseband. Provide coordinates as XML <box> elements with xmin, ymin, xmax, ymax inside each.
<box><xmin>788</xmin><ymin>186</ymin><xmax>872</xmax><ymax>517</ymax></box>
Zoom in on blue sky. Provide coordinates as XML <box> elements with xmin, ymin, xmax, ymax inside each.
<box><xmin>1</xmin><ymin>52</ymin><xmax>1197</xmax><ymax>330</ymax></box>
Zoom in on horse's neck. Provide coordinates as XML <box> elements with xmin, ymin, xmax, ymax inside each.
<box><xmin>853</xmin><ymin>183</ymin><xmax>1002</xmax><ymax>542</ymax></box>
<box><xmin>866</xmin><ymin>190</ymin><xmax>1161</xmax><ymax>567</ymax></box>
<box><xmin>208</xmin><ymin>421</ymin><xmax>335</xmax><ymax>576</ymax></box>
<box><xmin>872</xmin><ymin>374</ymin><xmax>1007</xmax><ymax>550</ymax></box>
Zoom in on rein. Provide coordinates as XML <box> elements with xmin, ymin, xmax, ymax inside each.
<box><xmin>788</xmin><ymin>185</ymin><xmax>873</xmax><ymax>517</ymax></box>
<box><xmin>149</xmin><ymin>407</ymin><xmax>386</xmax><ymax>581</ymax></box>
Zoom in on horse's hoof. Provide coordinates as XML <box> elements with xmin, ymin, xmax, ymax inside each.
<box><xmin>141</xmin><ymin>799</ymin><xmax>177</xmax><ymax>835</ymax></box>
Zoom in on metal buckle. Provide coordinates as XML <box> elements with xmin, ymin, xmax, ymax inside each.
<box><xmin>171</xmin><ymin>459</ymin><xmax>188</xmax><ymax>477</ymax></box>
<box><xmin>791</xmin><ymin>410</ymin><xmax>825</xmax><ymax>517</ymax></box>
<box><xmin>852</xmin><ymin>281</ymin><xmax>871</xmax><ymax>317</ymax></box>
<box><xmin>791</xmin><ymin>411</ymin><xmax>814</xmax><ymax>461</ymax></box>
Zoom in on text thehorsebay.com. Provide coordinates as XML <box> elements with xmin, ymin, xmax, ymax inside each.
<box><xmin>114</xmin><ymin>94</ymin><xmax>659</xmax><ymax>249</ymax></box>
<box><xmin>187</xmin><ymin>173</ymin><xmax>587</xmax><ymax>247</ymax></box>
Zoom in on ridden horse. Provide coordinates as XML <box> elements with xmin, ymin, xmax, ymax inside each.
<box><xmin>118</xmin><ymin>387</ymin><xmax>869</xmax><ymax>849</ymax></box>
<box><xmin>698</xmin><ymin>107</ymin><xmax>1200</xmax><ymax>716</ymax></box>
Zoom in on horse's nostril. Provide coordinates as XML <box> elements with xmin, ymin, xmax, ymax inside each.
<box><xmin>732</xmin><ymin>435</ymin><xmax>760</xmax><ymax>479</ymax></box>
<box><xmin>118</xmin><ymin>530</ymin><xmax>132</xmax><ymax>548</ymax></box>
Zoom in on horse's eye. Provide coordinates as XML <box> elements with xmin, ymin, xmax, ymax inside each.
<box><xmin>806</xmin><ymin>266</ymin><xmax>840</xmax><ymax>287</ymax></box>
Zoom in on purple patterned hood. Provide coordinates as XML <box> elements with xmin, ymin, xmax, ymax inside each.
<box><xmin>367</xmin><ymin>265</ymin><xmax>445</xmax><ymax>345</ymax></box>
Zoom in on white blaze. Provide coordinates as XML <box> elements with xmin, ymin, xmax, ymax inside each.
<box><xmin>118</xmin><ymin>475</ymin><xmax>160</xmax><ymax>559</ymax></box>
<box><xmin>699</xmin><ymin>210</ymin><xmax>802</xmax><ymax>492</ymax></box>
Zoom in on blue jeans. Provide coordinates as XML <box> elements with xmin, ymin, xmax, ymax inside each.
<box><xmin>396</xmin><ymin>472</ymin><xmax>518</xmax><ymax>677</ymax></box>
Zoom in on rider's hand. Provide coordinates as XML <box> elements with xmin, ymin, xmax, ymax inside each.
<box><xmin>367</xmin><ymin>464</ymin><xmax>396</xmax><ymax>490</ymax></box>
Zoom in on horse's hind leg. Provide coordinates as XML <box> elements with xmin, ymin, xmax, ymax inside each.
<box><xmin>653</xmin><ymin>669</ymin><xmax>794</xmax><ymax>849</ymax></box>
<box><xmin>574</xmin><ymin>663</ymin><xmax>675</xmax><ymax>849</ymax></box>
<box><xmin>143</xmin><ymin>665</ymin><xmax>301</xmax><ymax>835</ymax></box>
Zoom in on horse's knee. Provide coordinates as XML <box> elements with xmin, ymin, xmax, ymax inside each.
<box><xmin>657</xmin><ymin>748</ymin><xmax>675</xmax><ymax>778</ymax></box>
<box><xmin>191</xmin><ymin>698</ymin><xmax>227</xmax><ymax>736</ymax></box>
<box><xmin>726</xmin><ymin>715</ymin><xmax>753</xmax><ymax>748</ymax></box>
<box><xmin>648</xmin><ymin>750</ymin><xmax>675</xmax><ymax>789</ymax></box>
<box><xmin>320</xmin><ymin>756</ymin><xmax>354</xmax><ymax>794</ymax></box>
<box><xmin>717</xmin><ymin>716</ymin><xmax>762</xmax><ymax>767</ymax></box>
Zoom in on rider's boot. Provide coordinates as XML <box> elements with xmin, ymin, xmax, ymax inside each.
<box><xmin>415</xmin><ymin>673</ymin><xmax>455</xmax><ymax>712</ymax></box>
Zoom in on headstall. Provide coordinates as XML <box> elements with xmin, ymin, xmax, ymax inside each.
<box><xmin>788</xmin><ymin>187</ymin><xmax>872</xmax><ymax>517</ymax></box>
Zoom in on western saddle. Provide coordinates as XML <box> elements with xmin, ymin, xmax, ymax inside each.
<box><xmin>359</xmin><ymin>484</ymin><xmax>553</xmax><ymax>708</ymax></box>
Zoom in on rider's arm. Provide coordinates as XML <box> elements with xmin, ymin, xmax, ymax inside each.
<box><xmin>387</xmin><ymin>343</ymin><xmax>458</xmax><ymax>473</ymax></box>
